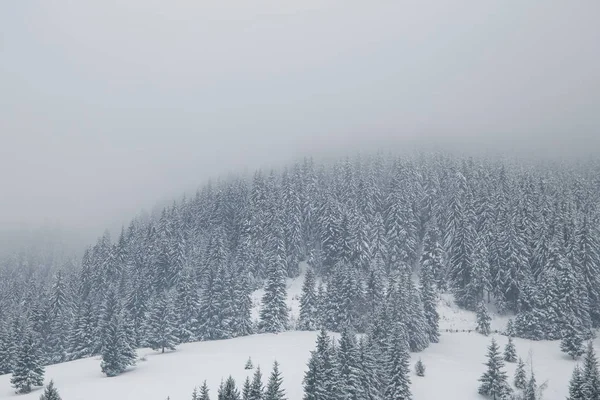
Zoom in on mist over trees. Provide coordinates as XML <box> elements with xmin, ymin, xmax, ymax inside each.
<box><xmin>0</xmin><ymin>152</ymin><xmax>599</xmax><ymax>377</ymax></box>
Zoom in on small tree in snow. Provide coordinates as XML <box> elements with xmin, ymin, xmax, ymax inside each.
<box><xmin>39</xmin><ymin>380</ymin><xmax>62</xmax><ymax>400</ymax></box>
<box><xmin>503</xmin><ymin>337</ymin><xmax>517</xmax><ymax>363</ymax></box>
<box><xmin>505</xmin><ymin>319</ymin><xmax>516</xmax><ymax>337</ymax></box>
<box><xmin>514</xmin><ymin>357</ymin><xmax>527</xmax><ymax>390</ymax></box>
<box><xmin>10</xmin><ymin>333</ymin><xmax>45</xmax><ymax>394</ymax></box>
<box><xmin>476</xmin><ymin>302</ymin><xmax>492</xmax><ymax>336</ymax></box>
<box><xmin>265</xmin><ymin>361</ymin><xmax>286</xmax><ymax>400</ymax></box>
<box><xmin>415</xmin><ymin>359</ymin><xmax>425</xmax><ymax>377</ymax></box>
<box><xmin>245</xmin><ymin>357</ymin><xmax>254</xmax><ymax>370</ymax></box>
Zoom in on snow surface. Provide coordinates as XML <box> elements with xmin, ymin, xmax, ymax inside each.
<box><xmin>0</xmin><ymin>267</ymin><xmax>584</xmax><ymax>399</ymax></box>
<box><xmin>0</xmin><ymin>331</ymin><xmax>584</xmax><ymax>400</ymax></box>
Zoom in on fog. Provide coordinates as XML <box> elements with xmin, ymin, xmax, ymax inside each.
<box><xmin>1</xmin><ymin>1</ymin><xmax>599</xmax><ymax>244</ymax></box>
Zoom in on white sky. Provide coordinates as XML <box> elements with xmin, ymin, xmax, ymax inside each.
<box><xmin>1</xmin><ymin>1</ymin><xmax>599</xmax><ymax>238</ymax></box>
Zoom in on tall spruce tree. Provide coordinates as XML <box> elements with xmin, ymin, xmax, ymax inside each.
<box><xmin>384</xmin><ymin>324</ymin><xmax>412</xmax><ymax>400</ymax></box>
<box><xmin>298</xmin><ymin>268</ymin><xmax>318</xmax><ymax>331</ymax></box>
<box><xmin>100</xmin><ymin>313</ymin><xmax>136</xmax><ymax>377</ymax></box>
<box><xmin>514</xmin><ymin>357</ymin><xmax>527</xmax><ymax>390</ymax></box>
<box><xmin>147</xmin><ymin>292</ymin><xmax>177</xmax><ymax>353</ymax></box>
<box><xmin>478</xmin><ymin>338</ymin><xmax>511</xmax><ymax>400</ymax></box>
<box><xmin>259</xmin><ymin>236</ymin><xmax>289</xmax><ymax>333</ymax></box>
<box><xmin>476</xmin><ymin>302</ymin><xmax>492</xmax><ymax>336</ymax></box>
<box><xmin>265</xmin><ymin>361</ymin><xmax>286</xmax><ymax>400</ymax></box>
<box><xmin>503</xmin><ymin>336</ymin><xmax>517</xmax><ymax>363</ymax></box>
<box><xmin>249</xmin><ymin>366</ymin><xmax>264</xmax><ymax>400</ymax></box>
<box><xmin>10</xmin><ymin>332</ymin><xmax>45</xmax><ymax>394</ymax></box>
<box><xmin>583</xmin><ymin>341</ymin><xmax>600</xmax><ymax>400</ymax></box>
<box><xmin>568</xmin><ymin>365</ymin><xmax>585</xmax><ymax>400</ymax></box>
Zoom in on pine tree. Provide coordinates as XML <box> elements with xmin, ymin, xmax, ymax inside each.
<box><xmin>249</xmin><ymin>366</ymin><xmax>264</xmax><ymax>400</ymax></box>
<box><xmin>514</xmin><ymin>357</ymin><xmax>527</xmax><ymax>390</ymax></box>
<box><xmin>505</xmin><ymin>319</ymin><xmax>516</xmax><ymax>337</ymax></box>
<box><xmin>583</xmin><ymin>341</ymin><xmax>600</xmax><ymax>400</ymax></box>
<box><xmin>298</xmin><ymin>268</ymin><xmax>318</xmax><ymax>331</ymax></box>
<box><xmin>222</xmin><ymin>376</ymin><xmax>241</xmax><ymax>400</ymax></box>
<box><xmin>478</xmin><ymin>338</ymin><xmax>511</xmax><ymax>400</ymax></box>
<box><xmin>415</xmin><ymin>359</ymin><xmax>425</xmax><ymax>377</ymax></box>
<box><xmin>259</xmin><ymin>240</ymin><xmax>289</xmax><ymax>333</ymax></box>
<box><xmin>503</xmin><ymin>336</ymin><xmax>517</xmax><ymax>363</ymax></box>
<box><xmin>147</xmin><ymin>292</ymin><xmax>177</xmax><ymax>353</ymax></box>
<box><xmin>568</xmin><ymin>365</ymin><xmax>585</xmax><ymax>400</ymax></box>
<box><xmin>192</xmin><ymin>387</ymin><xmax>200</xmax><ymax>400</ymax></box>
<box><xmin>199</xmin><ymin>380</ymin><xmax>211</xmax><ymax>400</ymax></box>
<box><xmin>476</xmin><ymin>302</ymin><xmax>492</xmax><ymax>336</ymax></box>
<box><xmin>100</xmin><ymin>314</ymin><xmax>136</xmax><ymax>377</ymax></box>
<box><xmin>174</xmin><ymin>268</ymin><xmax>200</xmax><ymax>344</ymax></box>
<box><xmin>39</xmin><ymin>380</ymin><xmax>62</xmax><ymax>400</ymax></box>
<box><xmin>523</xmin><ymin>371</ymin><xmax>538</xmax><ymax>400</ymax></box>
<box><xmin>561</xmin><ymin>317</ymin><xmax>585</xmax><ymax>360</ymax></box>
<box><xmin>10</xmin><ymin>332</ymin><xmax>45</xmax><ymax>394</ymax></box>
<box><xmin>243</xmin><ymin>377</ymin><xmax>252</xmax><ymax>400</ymax></box>
<box><xmin>0</xmin><ymin>322</ymin><xmax>13</xmax><ymax>374</ymax></box>
<box><xmin>357</xmin><ymin>337</ymin><xmax>381</xmax><ymax>400</ymax></box>
<box><xmin>245</xmin><ymin>357</ymin><xmax>254</xmax><ymax>370</ymax></box>
<box><xmin>265</xmin><ymin>361</ymin><xmax>286</xmax><ymax>400</ymax></box>
<box><xmin>336</xmin><ymin>327</ymin><xmax>363</xmax><ymax>400</ymax></box>
<box><xmin>384</xmin><ymin>324</ymin><xmax>412</xmax><ymax>400</ymax></box>
<box><xmin>420</xmin><ymin>260</ymin><xmax>440</xmax><ymax>343</ymax></box>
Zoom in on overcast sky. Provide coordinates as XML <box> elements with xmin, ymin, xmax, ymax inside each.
<box><xmin>1</xmin><ymin>1</ymin><xmax>599</xmax><ymax>240</ymax></box>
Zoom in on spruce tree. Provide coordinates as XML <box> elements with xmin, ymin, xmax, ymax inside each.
<box><xmin>0</xmin><ymin>322</ymin><xmax>13</xmax><ymax>375</ymax></box>
<box><xmin>514</xmin><ymin>357</ymin><xmax>527</xmax><ymax>390</ymax></box>
<box><xmin>420</xmin><ymin>261</ymin><xmax>440</xmax><ymax>343</ymax></box>
<box><xmin>265</xmin><ymin>361</ymin><xmax>286</xmax><ymax>400</ymax></box>
<box><xmin>415</xmin><ymin>359</ymin><xmax>425</xmax><ymax>377</ymax></box>
<box><xmin>357</xmin><ymin>337</ymin><xmax>382</xmax><ymax>400</ymax></box>
<box><xmin>199</xmin><ymin>380</ymin><xmax>211</xmax><ymax>400</ymax></box>
<box><xmin>523</xmin><ymin>371</ymin><xmax>538</xmax><ymax>400</ymax></box>
<box><xmin>298</xmin><ymin>268</ymin><xmax>318</xmax><ymax>331</ymax></box>
<box><xmin>243</xmin><ymin>377</ymin><xmax>252</xmax><ymax>400</ymax></box>
<box><xmin>568</xmin><ymin>365</ymin><xmax>585</xmax><ymax>400</ymax></box>
<box><xmin>505</xmin><ymin>319</ymin><xmax>515</xmax><ymax>337</ymax></box>
<box><xmin>249</xmin><ymin>366</ymin><xmax>264</xmax><ymax>400</ymax></box>
<box><xmin>147</xmin><ymin>292</ymin><xmax>177</xmax><ymax>353</ymax></box>
<box><xmin>259</xmin><ymin>227</ymin><xmax>289</xmax><ymax>333</ymax></box>
<box><xmin>100</xmin><ymin>314</ymin><xmax>136</xmax><ymax>377</ymax></box>
<box><xmin>10</xmin><ymin>332</ymin><xmax>45</xmax><ymax>394</ymax></box>
<box><xmin>39</xmin><ymin>380</ymin><xmax>62</xmax><ymax>400</ymax></box>
<box><xmin>478</xmin><ymin>338</ymin><xmax>511</xmax><ymax>400</ymax></box>
<box><xmin>222</xmin><ymin>376</ymin><xmax>241</xmax><ymax>400</ymax></box>
<box><xmin>245</xmin><ymin>357</ymin><xmax>254</xmax><ymax>370</ymax></box>
<box><xmin>192</xmin><ymin>387</ymin><xmax>200</xmax><ymax>400</ymax></box>
<box><xmin>384</xmin><ymin>324</ymin><xmax>412</xmax><ymax>400</ymax></box>
<box><xmin>476</xmin><ymin>302</ymin><xmax>492</xmax><ymax>336</ymax></box>
<box><xmin>561</xmin><ymin>318</ymin><xmax>585</xmax><ymax>360</ymax></box>
<box><xmin>336</xmin><ymin>327</ymin><xmax>363</xmax><ymax>400</ymax></box>
<box><xmin>583</xmin><ymin>341</ymin><xmax>600</xmax><ymax>400</ymax></box>
<box><xmin>503</xmin><ymin>336</ymin><xmax>517</xmax><ymax>363</ymax></box>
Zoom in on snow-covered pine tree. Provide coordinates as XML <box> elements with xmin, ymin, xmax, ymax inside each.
<box><xmin>568</xmin><ymin>365</ymin><xmax>585</xmax><ymax>400</ymax></box>
<box><xmin>357</xmin><ymin>336</ymin><xmax>381</xmax><ymax>400</ymax></box>
<box><xmin>174</xmin><ymin>268</ymin><xmax>200</xmax><ymax>344</ymax></box>
<box><xmin>199</xmin><ymin>380</ymin><xmax>211</xmax><ymax>400</ymax></box>
<box><xmin>478</xmin><ymin>338</ymin><xmax>511</xmax><ymax>400</ymax></box>
<box><xmin>583</xmin><ymin>341</ymin><xmax>600</xmax><ymax>400</ymax></box>
<box><xmin>384</xmin><ymin>324</ymin><xmax>412</xmax><ymax>400</ymax></box>
<box><xmin>561</xmin><ymin>315</ymin><xmax>585</xmax><ymax>360</ymax></box>
<box><xmin>259</xmin><ymin>227</ymin><xmax>289</xmax><ymax>333</ymax></box>
<box><xmin>192</xmin><ymin>387</ymin><xmax>200</xmax><ymax>400</ymax></box>
<box><xmin>10</xmin><ymin>332</ymin><xmax>45</xmax><ymax>394</ymax></box>
<box><xmin>514</xmin><ymin>357</ymin><xmax>527</xmax><ymax>390</ymax></box>
<box><xmin>231</xmin><ymin>270</ymin><xmax>253</xmax><ymax>337</ymax></box>
<box><xmin>265</xmin><ymin>361</ymin><xmax>286</xmax><ymax>400</ymax></box>
<box><xmin>39</xmin><ymin>380</ymin><xmax>62</xmax><ymax>400</ymax></box>
<box><xmin>336</xmin><ymin>327</ymin><xmax>363</xmax><ymax>400</ymax></box>
<box><xmin>419</xmin><ymin>260</ymin><xmax>440</xmax><ymax>343</ymax></box>
<box><xmin>249</xmin><ymin>366</ymin><xmax>264</xmax><ymax>400</ymax></box>
<box><xmin>503</xmin><ymin>336</ymin><xmax>517</xmax><ymax>363</ymax></box>
<box><xmin>243</xmin><ymin>377</ymin><xmax>252</xmax><ymax>400</ymax></box>
<box><xmin>415</xmin><ymin>359</ymin><xmax>425</xmax><ymax>377</ymax></box>
<box><xmin>476</xmin><ymin>301</ymin><xmax>492</xmax><ymax>336</ymax></box>
<box><xmin>505</xmin><ymin>319</ymin><xmax>516</xmax><ymax>337</ymax></box>
<box><xmin>298</xmin><ymin>268</ymin><xmax>318</xmax><ymax>331</ymax></box>
<box><xmin>0</xmin><ymin>322</ymin><xmax>13</xmax><ymax>374</ymax></box>
<box><xmin>147</xmin><ymin>291</ymin><xmax>177</xmax><ymax>353</ymax></box>
<box><xmin>69</xmin><ymin>299</ymin><xmax>97</xmax><ymax>360</ymax></box>
<box><xmin>100</xmin><ymin>313</ymin><xmax>136</xmax><ymax>377</ymax></box>
<box><xmin>222</xmin><ymin>376</ymin><xmax>241</xmax><ymax>400</ymax></box>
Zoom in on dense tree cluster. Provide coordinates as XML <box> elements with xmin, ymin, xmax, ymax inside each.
<box><xmin>0</xmin><ymin>152</ymin><xmax>599</xmax><ymax>382</ymax></box>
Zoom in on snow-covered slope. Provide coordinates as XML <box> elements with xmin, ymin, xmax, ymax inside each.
<box><xmin>0</xmin><ymin>330</ymin><xmax>583</xmax><ymax>400</ymax></box>
<box><xmin>0</xmin><ymin>268</ymin><xmax>584</xmax><ymax>399</ymax></box>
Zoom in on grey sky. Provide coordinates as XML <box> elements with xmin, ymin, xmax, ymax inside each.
<box><xmin>1</xmin><ymin>1</ymin><xmax>599</xmax><ymax>239</ymax></box>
